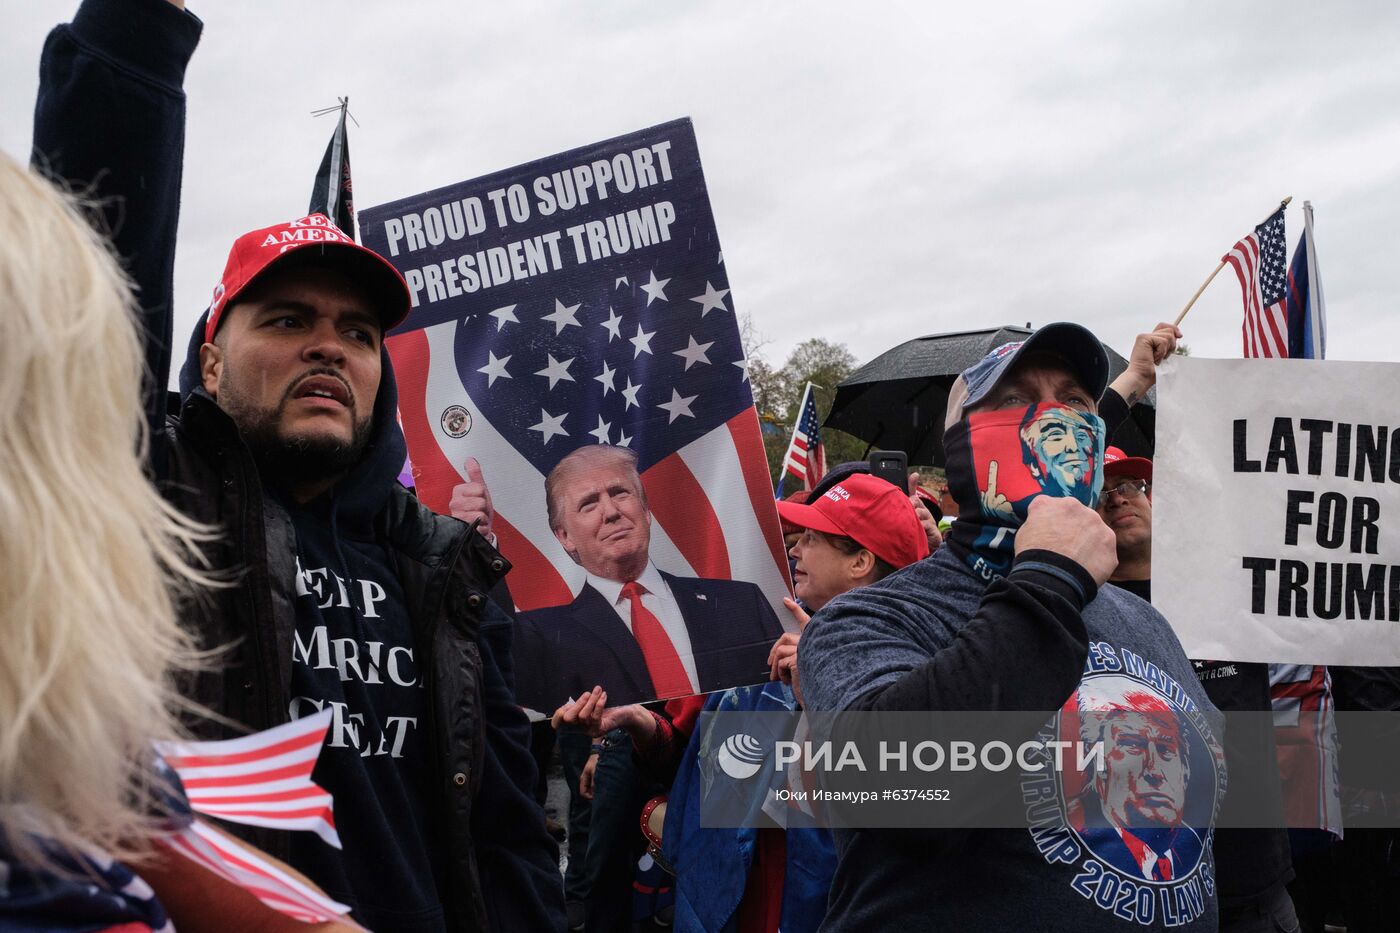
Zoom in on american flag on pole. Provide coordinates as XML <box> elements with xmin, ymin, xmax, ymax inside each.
<box><xmin>780</xmin><ymin>382</ymin><xmax>826</xmax><ymax>492</ymax></box>
<box><xmin>1224</xmin><ymin>204</ymin><xmax>1289</xmax><ymax>358</ymax></box>
<box><xmin>155</xmin><ymin>710</ymin><xmax>354</xmax><ymax>924</ymax></box>
<box><xmin>360</xmin><ymin>119</ymin><xmax>791</xmax><ymax>700</ymax></box>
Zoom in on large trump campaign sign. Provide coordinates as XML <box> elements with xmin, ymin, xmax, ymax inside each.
<box><xmin>1154</xmin><ymin>356</ymin><xmax>1400</xmax><ymax>665</ymax></box>
<box><xmin>361</xmin><ymin>120</ymin><xmax>792</xmax><ymax>713</ymax></box>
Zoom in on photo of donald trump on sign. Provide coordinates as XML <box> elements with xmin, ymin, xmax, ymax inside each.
<box><xmin>512</xmin><ymin>445</ymin><xmax>785</xmax><ymax>712</ymax></box>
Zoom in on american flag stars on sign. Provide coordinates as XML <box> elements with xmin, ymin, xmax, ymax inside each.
<box><xmin>455</xmin><ymin>261</ymin><xmax>750</xmax><ymax>476</ymax></box>
<box><xmin>367</xmin><ymin>118</ymin><xmax>792</xmax><ymax>623</ymax></box>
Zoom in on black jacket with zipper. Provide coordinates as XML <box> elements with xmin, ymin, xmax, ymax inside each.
<box><xmin>163</xmin><ymin>380</ymin><xmax>507</xmax><ymax>930</ymax></box>
<box><xmin>33</xmin><ymin>0</ymin><xmax>565</xmax><ymax>928</ymax></box>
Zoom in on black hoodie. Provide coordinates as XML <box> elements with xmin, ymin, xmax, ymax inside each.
<box><xmin>33</xmin><ymin>0</ymin><xmax>566</xmax><ymax>927</ymax></box>
<box><xmin>179</xmin><ymin>320</ymin><xmax>449</xmax><ymax>931</ymax></box>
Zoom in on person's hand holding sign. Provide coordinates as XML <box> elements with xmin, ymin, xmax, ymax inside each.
<box><xmin>981</xmin><ymin>461</ymin><xmax>1014</xmax><ymax>522</ymax></box>
<box><xmin>769</xmin><ymin>598</ymin><xmax>810</xmax><ymax>705</ymax></box>
<box><xmin>448</xmin><ymin>457</ymin><xmax>494</xmax><ymax>540</ymax></box>
<box><xmin>552</xmin><ymin>687</ymin><xmax>656</xmax><ymax>739</ymax></box>
<box><xmin>552</xmin><ymin>687</ymin><xmax>619</xmax><ymax>736</ymax></box>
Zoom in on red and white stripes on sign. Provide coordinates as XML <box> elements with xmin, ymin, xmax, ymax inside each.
<box><xmin>159</xmin><ymin>709</ymin><xmax>341</xmax><ymax>850</ymax></box>
<box><xmin>388</xmin><ymin>321</ymin><xmax>792</xmax><ymax>618</ymax></box>
<box><xmin>1225</xmin><ymin>232</ymin><xmax>1288</xmax><ymax>359</ymax></box>
<box><xmin>160</xmin><ymin>820</ymin><xmax>353</xmax><ymax>924</ymax></box>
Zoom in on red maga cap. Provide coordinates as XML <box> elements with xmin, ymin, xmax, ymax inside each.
<box><xmin>203</xmin><ymin>213</ymin><xmax>410</xmax><ymax>344</ymax></box>
<box><xmin>777</xmin><ymin>473</ymin><xmax>930</xmax><ymax>570</ymax></box>
<box><xmin>1103</xmin><ymin>446</ymin><xmax>1152</xmax><ymax>482</ymax></box>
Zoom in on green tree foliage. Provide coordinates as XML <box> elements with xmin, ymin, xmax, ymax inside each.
<box><xmin>740</xmin><ymin>315</ymin><xmax>868</xmax><ymax>488</ymax></box>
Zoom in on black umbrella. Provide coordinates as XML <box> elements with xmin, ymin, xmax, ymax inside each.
<box><xmin>824</xmin><ymin>326</ymin><xmax>1155</xmax><ymax>467</ymax></box>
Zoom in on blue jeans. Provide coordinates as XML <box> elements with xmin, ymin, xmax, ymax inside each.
<box><xmin>560</xmin><ymin>728</ymin><xmax>648</xmax><ymax>933</ymax></box>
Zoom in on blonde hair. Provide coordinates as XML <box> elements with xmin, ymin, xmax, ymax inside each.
<box><xmin>0</xmin><ymin>152</ymin><xmax>211</xmax><ymax>869</ymax></box>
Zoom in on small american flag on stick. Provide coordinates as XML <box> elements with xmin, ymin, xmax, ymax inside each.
<box><xmin>1224</xmin><ymin>204</ymin><xmax>1289</xmax><ymax>358</ymax></box>
<box><xmin>155</xmin><ymin>710</ymin><xmax>352</xmax><ymax>924</ymax></box>
<box><xmin>159</xmin><ymin>709</ymin><xmax>341</xmax><ymax>850</ymax></box>
<box><xmin>781</xmin><ymin>382</ymin><xmax>826</xmax><ymax>492</ymax></box>
<box><xmin>161</xmin><ymin>820</ymin><xmax>354</xmax><ymax>924</ymax></box>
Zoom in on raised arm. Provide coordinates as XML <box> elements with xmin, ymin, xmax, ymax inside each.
<box><xmin>1104</xmin><ymin>322</ymin><xmax>1181</xmax><ymax>409</ymax></box>
<box><xmin>32</xmin><ymin>0</ymin><xmax>201</xmax><ymax>474</ymax></box>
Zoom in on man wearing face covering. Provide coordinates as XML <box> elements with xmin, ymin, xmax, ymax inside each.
<box><xmin>799</xmin><ymin>322</ymin><xmax>1225</xmax><ymax>932</ymax></box>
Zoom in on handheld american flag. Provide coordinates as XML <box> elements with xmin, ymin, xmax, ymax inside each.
<box><xmin>361</xmin><ymin>120</ymin><xmax>792</xmax><ymax>709</ymax></box>
<box><xmin>160</xmin><ymin>821</ymin><xmax>354</xmax><ymax>925</ymax></box>
<box><xmin>781</xmin><ymin>382</ymin><xmax>826</xmax><ymax>492</ymax></box>
<box><xmin>1224</xmin><ymin>204</ymin><xmax>1289</xmax><ymax>358</ymax></box>
<box><xmin>156</xmin><ymin>710</ymin><xmax>354</xmax><ymax>924</ymax></box>
<box><xmin>158</xmin><ymin>709</ymin><xmax>341</xmax><ymax>849</ymax></box>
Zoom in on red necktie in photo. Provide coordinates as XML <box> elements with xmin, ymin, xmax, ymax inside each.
<box><xmin>621</xmin><ymin>581</ymin><xmax>691</xmax><ymax>697</ymax></box>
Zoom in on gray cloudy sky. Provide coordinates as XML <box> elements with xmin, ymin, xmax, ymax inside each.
<box><xmin>4</xmin><ymin>1</ymin><xmax>1398</xmax><ymax>383</ymax></box>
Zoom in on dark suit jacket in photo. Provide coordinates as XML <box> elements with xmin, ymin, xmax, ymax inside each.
<box><xmin>513</xmin><ymin>571</ymin><xmax>786</xmax><ymax>712</ymax></box>
<box><xmin>1076</xmin><ymin>798</ymin><xmax>1205</xmax><ymax>882</ymax></box>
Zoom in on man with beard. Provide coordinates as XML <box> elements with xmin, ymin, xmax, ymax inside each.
<box><xmin>799</xmin><ymin>322</ymin><xmax>1225</xmax><ymax>931</ymax></box>
<box><xmin>32</xmin><ymin>1</ymin><xmax>565</xmax><ymax>930</ymax></box>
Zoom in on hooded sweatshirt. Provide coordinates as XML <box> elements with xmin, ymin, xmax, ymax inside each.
<box><xmin>798</xmin><ymin>408</ymin><xmax>1223</xmax><ymax>932</ymax></box>
<box><xmin>177</xmin><ymin>313</ymin><xmax>566</xmax><ymax>933</ymax></box>
<box><xmin>179</xmin><ymin>317</ymin><xmax>448</xmax><ymax>931</ymax></box>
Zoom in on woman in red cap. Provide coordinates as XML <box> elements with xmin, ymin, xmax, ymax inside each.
<box><xmin>769</xmin><ymin>472</ymin><xmax>931</xmax><ymax>698</ymax></box>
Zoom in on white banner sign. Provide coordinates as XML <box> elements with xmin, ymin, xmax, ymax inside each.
<box><xmin>1154</xmin><ymin>355</ymin><xmax>1400</xmax><ymax>665</ymax></box>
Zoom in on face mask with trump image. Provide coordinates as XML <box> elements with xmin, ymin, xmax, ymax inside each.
<box><xmin>954</xmin><ymin>403</ymin><xmax>1106</xmax><ymax>527</ymax></box>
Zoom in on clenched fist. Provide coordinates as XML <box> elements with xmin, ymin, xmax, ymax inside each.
<box><xmin>1014</xmin><ymin>495</ymin><xmax>1118</xmax><ymax>587</ymax></box>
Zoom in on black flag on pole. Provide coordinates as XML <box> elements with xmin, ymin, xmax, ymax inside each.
<box><xmin>309</xmin><ymin>99</ymin><xmax>355</xmax><ymax>239</ymax></box>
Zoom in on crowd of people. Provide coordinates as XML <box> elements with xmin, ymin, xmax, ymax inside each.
<box><xmin>2</xmin><ymin>1</ymin><xmax>1398</xmax><ymax>932</ymax></box>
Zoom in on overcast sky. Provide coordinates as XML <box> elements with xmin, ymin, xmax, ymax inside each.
<box><xmin>5</xmin><ymin>1</ymin><xmax>1398</xmax><ymax>385</ymax></box>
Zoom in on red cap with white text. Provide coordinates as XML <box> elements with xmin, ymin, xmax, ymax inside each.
<box><xmin>203</xmin><ymin>214</ymin><xmax>410</xmax><ymax>343</ymax></box>
<box><xmin>777</xmin><ymin>473</ymin><xmax>930</xmax><ymax>569</ymax></box>
<box><xmin>1103</xmin><ymin>446</ymin><xmax>1152</xmax><ymax>482</ymax></box>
